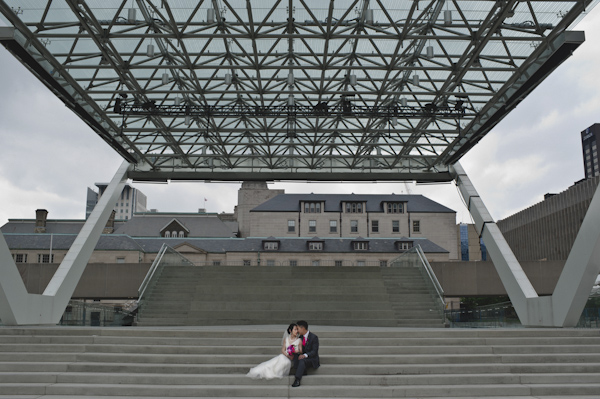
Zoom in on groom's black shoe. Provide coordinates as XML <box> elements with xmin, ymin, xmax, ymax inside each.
<box><xmin>292</xmin><ymin>379</ymin><xmax>301</xmax><ymax>387</ymax></box>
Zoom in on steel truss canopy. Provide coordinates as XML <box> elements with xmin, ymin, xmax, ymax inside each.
<box><xmin>0</xmin><ymin>0</ymin><xmax>597</xmax><ymax>182</ymax></box>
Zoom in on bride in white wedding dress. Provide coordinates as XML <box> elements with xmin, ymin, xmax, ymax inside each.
<box><xmin>246</xmin><ymin>323</ymin><xmax>303</xmax><ymax>380</ymax></box>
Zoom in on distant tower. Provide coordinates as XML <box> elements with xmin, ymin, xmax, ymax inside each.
<box><xmin>86</xmin><ymin>184</ymin><xmax>148</xmax><ymax>220</ymax></box>
<box><xmin>581</xmin><ymin>124</ymin><xmax>600</xmax><ymax>179</ymax></box>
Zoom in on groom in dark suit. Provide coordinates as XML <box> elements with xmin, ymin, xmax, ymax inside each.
<box><xmin>291</xmin><ymin>320</ymin><xmax>319</xmax><ymax>387</ymax></box>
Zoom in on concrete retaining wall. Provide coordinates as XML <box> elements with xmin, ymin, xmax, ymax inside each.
<box><xmin>16</xmin><ymin>260</ymin><xmax>566</xmax><ymax>299</ymax></box>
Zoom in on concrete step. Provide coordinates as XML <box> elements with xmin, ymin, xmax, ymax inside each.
<box><xmin>59</xmin><ymin>360</ymin><xmax>600</xmax><ymax>376</ymax></box>
<box><xmin>156</xmin><ymin>278</ymin><xmax>390</xmax><ymax>286</ymax></box>
<box><xmin>16</xmin><ymin>343</ymin><xmax>596</xmax><ymax>356</ymax></box>
<box><xmin>143</xmin><ymin>293</ymin><xmax>393</xmax><ymax>302</ymax></box>
<box><xmin>2</xmin><ymin>381</ymin><xmax>600</xmax><ymax>398</ymax></box>
<box><xmin>136</xmin><ymin>318</ymin><xmax>402</xmax><ymax>327</ymax></box>
<box><xmin>140</xmin><ymin>309</ymin><xmax>397</xmax><ymax>319</ymax></box>
<box><xmin>3</xmin><ymin>371</ymin><xmax>599</xmax><ymax>386</ymax></box>
<box><xmin>140</xmin><ymin>264</ymin><xmax>439</xmax><ymax>327</ymax></box>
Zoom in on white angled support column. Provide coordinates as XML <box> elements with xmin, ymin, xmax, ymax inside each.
<box><xmin>0</xmin><ymin>160</ymin><xmax>130</xmax><ymax>325</ymax></box>
<box><xmin>450</xmin><ymin>162</ymin><xmax>600</xmax><ymax>327</ymax></box>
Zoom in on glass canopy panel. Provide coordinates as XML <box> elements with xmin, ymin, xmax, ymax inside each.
<box><xmin>0</xmin><ymin>0</ymin><xmax>597</xmax><ymax>181</ymax></box>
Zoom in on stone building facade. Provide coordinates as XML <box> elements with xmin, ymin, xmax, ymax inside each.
<box><xmin>497</xmin><ymin>176</ymin><xmax>600</xmax><ymax>261</ymax></box>
<box><xmin>240</xmin><ymin>190</ymin><xmax>458</xmax><ymax>260</ymax></box>
<box><xmin>3</xmin><ymin>182</ymin><xmax>459</xmax><ymax>265</ymax></box>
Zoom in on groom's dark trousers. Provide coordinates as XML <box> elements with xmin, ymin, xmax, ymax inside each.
<box><xmin>292</xmin><ymin>333</ymin><xmax>320</xmax><ymax>380</ymax></box>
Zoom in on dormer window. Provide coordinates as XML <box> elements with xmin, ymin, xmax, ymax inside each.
<box><xmin>387</xmin><ymin>202</ymin><xmax>404</xmax><ymax>214</ymax></box>
<box><xmin>304</xmin><ymin>202</ymin><xmax>322</xmax><ymax>213</ymax></box>
<box><xmin>263</xmin><ymin>241</ymin><xmax>279</xmax><ymax>250</ymax></box>
<box><xmin>353</xmin><ymin>241</ymin><xmax>369</xmax><ymax>250</ymax></box>
<box><xmin>307</xmin><ymin>240</ymin><xmax>324</xmax><ymax>250</ymax></box>
<box><xmin>396</xmin><ymin>241</ymin><xmax>413</xmax><ymax>251</ymax></box>
<box><xmin>161</xmin><ymin>219</ymin><xmax>189</xmax><ymax>238</ymax></box>
<box><xmin>345</xmin><ymin>202</ymin><xmax>363</xmax><ymax>213</ymax></box>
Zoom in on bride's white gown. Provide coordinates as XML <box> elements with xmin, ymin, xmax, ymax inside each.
<box><xmin>246</xmin><ymin>336</ymin><xmax>301</xmax><ymax>380</ymax></box>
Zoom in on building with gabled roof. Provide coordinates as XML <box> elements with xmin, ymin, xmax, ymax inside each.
<box><xmin>2</xmin><ymin>182</ymin><xmax>458</xmax><ymax>266</ymax></box>
<box><xmin>240</xmin><ymin>188</ymin><xmax>458</xmax><ymax>260</ymax></box>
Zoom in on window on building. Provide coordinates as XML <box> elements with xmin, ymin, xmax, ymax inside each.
<box><xmin>345</xmin><ymin>202</ymin><xmax>363</xmax><ymax>213</ymax></box>
<box><xmin>353</xmin><ymin>241</ymin><xmax>368</xmax><ymax>250</ymax></box>
<box><xmin>357</xmin><ymin>260</ymin><xmax>365</xmax><ymax>267</ymax></box>
<box><xmin>308</xmin><ymin>242</ymin><xmax>323</xmax><ymax>250</ymax></box>
<box><xmin>379</xmin><ymin>260</ymin><xmax>387</xmax><ymax>268</ymax></box>
<box><xmin>179</xmin><ymin>231</ymin><xmax>185</xmax><ymax>238</ymax></box>
<box><xmin>263</xmin><ymin>241</ymin><xmax>279</xmax><ymax>250</ymax></box>
<box><xmin>288</xmin><ymin>220</ymin><xmax>296</xmax><ymax>233</ymax></box>
<box><xmin>392</xmin><ymin>220</ymin><xmax>400</xmax><ymax>233</ymax></box>
<box><xmin>309</xmin><ymin>220</ymin><xmax>317</xmax><ymax>233</ymax></box>
<box><xmin>481</xmin><ymin>238</ymin><xmax>488</xmax><ymax>261</ymax></box>
<box><xmin>330</xmin><ymin>220</ymin><xmax>337</xmax><ymax>233</ymax></box>
<box><xmin>398</xmin><ymin>241</ymin><xmax>413</xmax><ymax>251</ymax></box>
<box><xmin>212</xmin><ymin>261</ymin><xmax>221</xmax><ymax>266</ymax></box>
<box><xmin>304</xmin><ymin>202</ymin><xmax>321</xmax><ymax>213</ymax></box>
<box><xmin>335</xmin><ymin>260</ymin><xmax>343</xmax><ymax>267</ymax></box>
<box><xmin>267</xmin><ymin>260</ymin><xmax>275</xmax><ymax>266</ymax></box>
<box><xmin>413</xmin><ymin>220</ymin><xmax>421</xmax><ymax>233</ymax></box>
<box><xmin>387</xmin><ymin>202</ymin><xmax>404</xmax><ymax>213</ymax></box>
<box><xmin>14</xmin><ymin>254</ymin><xmax>27</xmax><ymax>263</ymax></box>
<box><xmin>289</xmin><ymin>260</ymin><xmax>298</xmax><ymax>267</ymax></box>
<box><xmin>116</xmin><ymin>257</ymin><xmax>125</xmax><ymax>264</ymax></box>
<box><xmin>243</xmin><ymin>259</ymin><xmax>251</xmax><ymax>266</ymax></box>
<box><xmin>312</xmin><ymin>260</ymin><xmax>320</xmax><ymax>266</ymax></box>
<box><xmin>164</xmin><ymin>231</ymin><xmax>170</xmax><ymax>237</ymax></box>
<box><xmin>350</xmin><ymin>220</ymin><xmax>358</xmax><ymax>233</ymax></box>
<box><xmin>38</xmin><ymin>254</ymin><xmax>54</xmax><ymax>263</ymax></box>
<box><xmin>371</xmin><ymin>220</ymin><xmax>379</xmax><ymax>233</ymax></box>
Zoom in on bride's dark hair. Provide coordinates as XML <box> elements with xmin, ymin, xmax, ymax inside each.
<box><xmin>287</xmin><ymin>323</ymin><xmax>297</xmax><ymax>334</ymax></box>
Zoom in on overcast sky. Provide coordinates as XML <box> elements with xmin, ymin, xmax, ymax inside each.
<box><xmin>2</xmin><ymin>7</ymin><xmax>600</xmax><ymax>227</ymax></box>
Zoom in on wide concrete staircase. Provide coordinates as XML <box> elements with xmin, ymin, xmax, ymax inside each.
<box><xmin>136</xmin><ymin>266</ymin><xmax>444</xmax><ymax>327</ymax></box>
<box><xmin>0</xmin><ymin>326</ymin><xmax>599</xmax><ymax>398</ymax></box>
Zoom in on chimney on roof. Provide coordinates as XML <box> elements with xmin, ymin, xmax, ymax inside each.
<box><xmin>34</xmin><ymin>209</ymin><xmax>48</xmax><ymax>233</ymax></box>
<box><xmin>103</xmin><ymin>210</ymin><xmax>116</xmax><ymax>234</ymax></box>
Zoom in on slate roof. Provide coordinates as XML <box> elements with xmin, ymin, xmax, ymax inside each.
<box><xmin>222</xmin><ymin>221</ymin><xmax>239</xmax><ymax>236</ymax></box>
<box><xmin>113</xmin><ymin>214</ymin><xmax>235</xmax><ymax>238</ymax></box>
<box><xmin>251</xmin><ymin>194</ymin><xmax>455</xmax><ymax>213</ymax></box>
<box><xmin>5</xmin><ymin>234</ymin><xmax>447</xmax><ymax>254</ymax></box>
<box><xmin>2</xmin><ymin>215</ymin><xmax>236</xmax><ymax>238</ymax></box>
<box><xmin>3</xmin><ymin>234</ymin><xmax>143</xmax><ymax>251</ymax></box>
<box><xmin>0</xmin><ymin>219</ymin><xmax>120</xmax><ymax>235</ymax></box>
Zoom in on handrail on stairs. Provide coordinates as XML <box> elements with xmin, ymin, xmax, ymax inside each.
<box><xmin>138</xmin><ymin>244</ymin><xmax>196</xmax><ymax>308</ymax></box>
<box><xmin>390</xmin><ymin>245</ymin><xmax>446</xmax><ymax>322</ymax></box>
<box><xmin>138</xmin><ymin>243</ymin><xmax>170</xmax><ymax>305</ymax></box>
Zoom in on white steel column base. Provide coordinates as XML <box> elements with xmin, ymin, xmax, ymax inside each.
<box><xmin>0</xmin><ymin>161</ymin><xmax>130</xmax><ymax>325</ymax></box>
<box><xmin>451</xmin><ymin>162</ymin><xmax>600</xmax><ymax>327</ymax></box>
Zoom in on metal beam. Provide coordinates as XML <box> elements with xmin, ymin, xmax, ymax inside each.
<box><xmin>0</xmin><ymin>161</ymin><xmax>130</xmax><ymax>325</ymax></box>
<box><xmin>451</xmin><ymin>162</ymin><xmax>600</xmax><ymax>327</ymax></box>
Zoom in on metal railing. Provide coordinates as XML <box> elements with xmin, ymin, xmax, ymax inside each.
<box><xmin>390</xmin><ymin>245</ymin><xmax>445</xmax><ymax>322</ymax></box>
<box><xmin>138</xmin><ymin>244</ymin><xmax>194</xmax><ymax>307</ymax></box>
